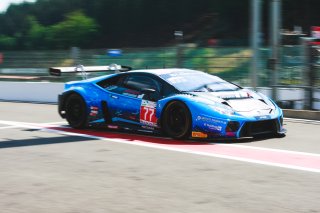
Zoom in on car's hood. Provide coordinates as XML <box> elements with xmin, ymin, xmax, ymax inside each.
<box><xmin>189</xmin><ymin>90</ymin><xmax>275</xmax><ymax>116</ymax></box>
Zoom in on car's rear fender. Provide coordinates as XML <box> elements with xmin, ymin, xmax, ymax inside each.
<box><xmin>59</xmin><ymin>83</ymin><xmax>101</xmax><ymax>118</ymax></box>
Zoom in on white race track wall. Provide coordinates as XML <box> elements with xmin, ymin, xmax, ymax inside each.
<box><xmin>0</xmin><ymin>82</ymin><xmax>64</xmax><ymax>103</ymax></box>
<box><xmin>0</xmin><ymin>82</ymin><xmax>319</xmax><ymax>109</ymax></box>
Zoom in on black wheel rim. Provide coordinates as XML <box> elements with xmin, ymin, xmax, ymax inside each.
<box><xmin>167</xmin><ymin>106</ymin><xmax>187</xmax><ymax>135</ymax></box>
<box><xmin>68</xmin><ymin>99</ymin><xmax>84</xmax><ymax>123</ymax></box>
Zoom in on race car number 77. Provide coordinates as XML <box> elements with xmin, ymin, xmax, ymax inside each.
<box><xmin>140</xmin><ymin>106</ymin><xmax>157</xmax><ymax>123</ymax></box>
<box><xmin>140</xmin><ymin>100</ymin><xmax>157</xmax><ymax>125</ymax></box>
<box><xmin>142</xmin><ymin>107</ymin><xmax>155</xmax><ymax>121</ymax></box>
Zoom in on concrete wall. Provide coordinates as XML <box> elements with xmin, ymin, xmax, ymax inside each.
<box><xmin>283</xmin><ymin>109</ymin><xmax>320</xmax><ymax>120</ymax></box>
<box><xmin>0</xmin><ymin>82</ymin><xmax>64</xmax><ymax>103</ymax></box>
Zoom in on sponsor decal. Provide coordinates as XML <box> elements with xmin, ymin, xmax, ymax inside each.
<box><xmin>140</xmin><ymin>120</ymin><xmax>157</xmax><ymax>127</ymax></box>
<box><xmin>123</xmin><ymin>89</ymin><xmax>140</xmax><ymax>97</ymax></box>
<box><xmin>254</xmin><ymin>115</ymin><xmax>271</xmax><ymax>120</ymax></box>
<box><xmin>107</xmin><ymin>125</ymin><xmax>119</xmax><ymax>129</ymax></box>
<box><xmin>204</xmin><ymin>123</ymin><xmax>222</xmax><ymax>131</ymax></box>
<box><xmin>192</xmin><ymin>131</ymin><xmax>208</xmax><ymax>138</ymax></box>
<box><xmin>140</xmin><ymin>100</ymin><xmax>158</xmax><ymax>127</ymax></box>
<box><xmin>90</xmin><ymin>106</ymin><xmax>99</xmax><ymax>116</ymax></box>
<box><xmin>141</xmin><ymin>100</ymin><xmax>157</xmax><ymax>108</ymax></box>
<box><xmin>196</xmin><ymin>116</ymin><xmax>227</xmax><ymax>125</ymax></box>
<box><xmin>141</xmin><ymin>125</ymin><xmax>155</xmax><ymax>130</ymax></box>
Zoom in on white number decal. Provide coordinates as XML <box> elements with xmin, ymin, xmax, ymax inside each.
<box><xmin>140</xmin><ymin>106</ymin><xmax>157</xmax><ymax>124</ymax></box>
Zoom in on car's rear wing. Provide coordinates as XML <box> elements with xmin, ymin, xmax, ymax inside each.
<box><xmin>49</xmin><ymin>64</ymin><xmax>132</xmax><ymax>77</ymax></box>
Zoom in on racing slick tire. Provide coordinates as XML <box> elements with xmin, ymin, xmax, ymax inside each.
<box><xmin>65</xmin><ymin>93</ymin><xmax>87</xmax><ymax>129</ymax></box>
<box><xmin>162</xmin><ymin>101</ymin><xmax>192</xmax><ymax>139</ymax></box>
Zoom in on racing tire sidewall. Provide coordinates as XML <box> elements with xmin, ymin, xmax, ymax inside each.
<box><xmin>162</xmin><ymin>101</ymin><xmax>192</xmax><ymax>139</ymax></box>
<box><xmin>65</xmin><ymin>93</ymin><xmax>87</xmax><ymax>129</ymax></box>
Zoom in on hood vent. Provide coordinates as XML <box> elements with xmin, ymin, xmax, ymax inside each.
<box><xmin>222</xmin><ymin>101</ymin><xmax>232</xmax><ymax>107</ymax></box>
<box><xmin>259</xmin><ymin>99</ymin><xmax>267</xmax><ymax>105</ymax></box>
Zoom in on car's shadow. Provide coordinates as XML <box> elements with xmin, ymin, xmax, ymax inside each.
<box><xmin>57</xmin><ymin>125</ymin><xmax>283</xmax><ymax>145</ymax></box>
<box><xmin>0</xmin><ymin>124</ymin><xmax>284</xmax><ymax>150</ymax></box>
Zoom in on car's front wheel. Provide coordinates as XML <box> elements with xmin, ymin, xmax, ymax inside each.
<box><xmin>65</xmin><ymin>93</ymin><xmax>87</xmax><ymax>128</ymax></box>
<box><xmin>162</xmin><ymin>101</ymin><xmax>192</xmax><ymax>139</ymax></box>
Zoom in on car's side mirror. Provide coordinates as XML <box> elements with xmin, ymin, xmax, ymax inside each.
<box><xmin>141</xmin><ymin>88</ymin><xmax>157</xmax><ymax>101</ymax></box>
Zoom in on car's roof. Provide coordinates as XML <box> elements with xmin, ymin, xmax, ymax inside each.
<box><xmin>88</xmin><ymin>68</ymin><xmax>209</xmax><ymax>84</ymax></box>
<box><xmin>126</xmin><ymin>68</ymin><xmax>202</xmax><ymax>76</ymax></box>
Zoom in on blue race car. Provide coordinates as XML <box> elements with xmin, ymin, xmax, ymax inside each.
<box><xmin>50</xmin><ymin>65</ymin><xmax>286</xmax><ymax>140</ymax></box>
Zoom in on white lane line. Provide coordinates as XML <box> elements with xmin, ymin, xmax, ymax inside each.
<box><xmin>0</xmin><ymin>121</ymin><xmax>320</xmax><ymax>157</ymax></box>
<box><xmin>0</xmin><ymin>119</ymin><xmax>319</xmax><ymax>159</ymax></box>
<box><xmin>42</xmin><ymin>127</ymin><xmax>320</xmax><ymax>174</ymax></box>
<box><xmin>221</xmin><ymin>144</ymin><xmax>320</xmax><ymax>157</ymax></box>
<box><xmin>0</xmin><ymin>120</ymin><xmax>65</xmax><ymax>128</ymax></box>
<box><xmin>1</xmin><ymin>119</ymin><xmax>320</xmax><ymax>173</ymax></box>
<box><xmin>285</xmin><ymin>117</ymin><xmax>320</xmax><ymax>124</ymax></box>
<box><xmin>0</xmin><ymin>121</ymin><xmax>65</xmax><ymax>130</ymax></box>
<box><xmin>41</xmin><ymin>121</ymin><xmax>67</xmax><ymax>125</ymax></box>
<box><xmin>0</xmin><ymin>126</ymin><xmax>18</xmax><ymax>130</ymax></box>
<box><xmin>0</xmin><ymin>120</ymin><xmax>42</xmax><ymax>129</ymax></box>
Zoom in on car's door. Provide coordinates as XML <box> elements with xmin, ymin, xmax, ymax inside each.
<box><xmin>99</xmin><ymin>73</ymin><xmax>162</xmax><ymax>127</ymax></box>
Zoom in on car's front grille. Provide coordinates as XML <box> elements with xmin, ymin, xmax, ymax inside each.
<box><xmin>240</xmin><ymin>119</ymin><xmax>279</xmax><ymax>137</ymax></box>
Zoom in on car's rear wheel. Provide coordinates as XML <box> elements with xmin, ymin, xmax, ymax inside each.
<box><xmin>162</xmin><ymin>101</ymin><xmax>192</xmax><ymax>139</ymax></box>
<box><xmin>65</xmin><ymin>93</ymin><xmax>87</xmax><ymax>128</ymax></box>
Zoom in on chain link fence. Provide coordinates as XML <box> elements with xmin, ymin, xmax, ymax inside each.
<box><xmin>0</xmin><ymin>47</ymin><xmax>253</xmax><ymax>84</ymax></box>
<box><xmin>0</xmin><ymin>46</ymin><xmax>319</xmax><ymax>109</ymax></box>
<box><xmin>0</xmin><ymin>46</ymin><xmax>317</xmax><ymax>85</ymax></box>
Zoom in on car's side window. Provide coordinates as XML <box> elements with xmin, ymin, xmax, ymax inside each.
<box><xmin>124</xmin><ymin>76</ymin><xmax>158</xmax><ymax>91</ymax></box>
<box><xmin>123</xmin><ymin>75</ymin><xmax>162</xmax><ymax>100</ymax></box>
<box><xmin>97</xmin><ymin>75</ymin><xmax>121</xmax><ymax>88</ymax></box>
<box><xmin>161</xmin><ymin>83</ymin><xmax>178</xmax><ymax>98</ymax></box>
<box><xmin>97</xmin><ymin>74</ymin><xmax>167</xmax><ymax>100</ymax></box>
<box><xmin>97</xmin><ymin>75</ymin><xmax>128</xmax><ymax>94</ymax></box>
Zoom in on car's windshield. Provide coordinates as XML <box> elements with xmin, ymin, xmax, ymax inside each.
<box><xmin>160</xmin><ymin>70</ymin><xmax>240</xmax><ymax>92</ymax></box>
